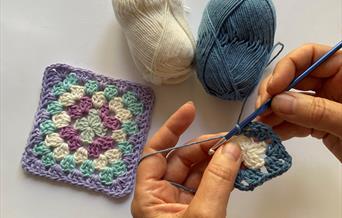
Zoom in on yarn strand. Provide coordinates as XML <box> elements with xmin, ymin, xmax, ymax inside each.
<box><xmin>139</xmin><ymin>135</ymin><xmax>224</xmax><ymax>163</ymax></box>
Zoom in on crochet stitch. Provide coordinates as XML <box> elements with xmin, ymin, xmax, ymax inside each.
<box><xmin>138</xmin><ymin>120</ymin><xmax>292</xmax><ymax>191</ymax></box>
<box><xmin>21</xmin><ymin>64</ymin><xmax>154</xmax><ymax>198</ymax></box>
<box><xmin>234</xmin><ymin>122</ymin><xmax>292</xmax><ymax>191</ymax></box>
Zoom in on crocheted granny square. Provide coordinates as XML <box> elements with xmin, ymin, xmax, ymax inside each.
<box><xmin>22</xmin><ymin>64</ymin><xmax>154</xmax><ymax>197</ymax></box>
<box><xmin>234</xmin><ymin>122</ymin><xmax>292</xmax><ymax>191</ymax></box>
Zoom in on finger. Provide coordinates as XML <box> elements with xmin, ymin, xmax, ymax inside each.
<box><xmin>323</xmin><ymin>134</ymin><xmax>342</xmax><ymax>163</ymax></box>
<box><xmin>178</xmin><ymin>160</ymin><xmax>209</xmax><ymax>204</ymax></box>
<box><xmin>183</xmin><ymin>160</ymin><xmax>209</xmax><ymax>190</ymax></box>
<box><xmin>137</xmin><ymin>102</ymin><xmax>196</xmax><ymax>182</ymax></box>
<box><xmin>310</xmin><ymin>129</ymin><xmax>328</xmax><ymax>139</ymax></box>
<box><xmin>145</xmin><ymin>102</ymin><xmax>196</xmax><ymax>153</ymax></box>
<box><xmin>293</xmin><ymin>76</ymin><xmax>322</xmax><ymax>91</ymax></box>
<box><xmin>257</xmin><ymin>76</ymin><xmax>321</xmax><ymax>108</ymax></box>
<box><xmin>267</xmin><ymin>44</ymin><xmax>342</xmax><ymax>95</ymax></box>
<box><xmin>257</xmin><ymin>113</ymin><xmax>284</xmax><ymax>127</ymax></box>
<box><xmin>164</xmin><ymin>133</ymin><xmax>223</xmax><ymax>183</ymax></box>
<box><xmin>258</xmin><ymin>108</ymin><xmax>273</xmax><ymax>117</ymax></box>
<box><xmin>317</xmin><ymin>65</ymin><xmax>342</xmax><ymax>102</ymax></box>
<box><xmin>256</xmin><ymin>75</ymin><xmax>273</xmax><ymax>117</ymax></box>
<box><xmin>271</xmin><ymin>92</ymin><xmax>342</xmax><ymax>137</ymax></box>
<box><xmin>273</xmin><ymin>121</ymin><xmax>311</xmax><ymax>140</ymax></box>
<box><xmin>256</xmin><ymin>75</ymin><xmax>272</xmax><ymax>108</ymax></box>
<box><xmin>186</xmin><ymin>143</ymin><xmax>242</xmax><ymax>218</ymax></box>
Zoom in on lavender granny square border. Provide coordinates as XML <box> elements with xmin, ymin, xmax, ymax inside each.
<box><xmin>21</xmin><ymin>63</ymin><xmax>155</xmax><ymax>198</ymax></box>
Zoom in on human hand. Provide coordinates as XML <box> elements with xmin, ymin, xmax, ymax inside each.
<box><xmin>256</xmin><ymin>43</ymin><xmax>342</xmax><ymax>162</ymax></box>
<box><xmin>131</xmin><ymin>102</ymin><xmax>242</xmax><ymax>218</ymax></box>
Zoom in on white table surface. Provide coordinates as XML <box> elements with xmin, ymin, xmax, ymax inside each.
<box><xmin>1</xmin><ymin>0</ymin><xmax>341</xmax><ymax>217</ymax></box>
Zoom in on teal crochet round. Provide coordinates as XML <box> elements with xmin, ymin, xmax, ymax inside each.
<box><xmin>21</xmin><ymin>64</ymin><xmax>155</xmax><ymax>198</ymax></box>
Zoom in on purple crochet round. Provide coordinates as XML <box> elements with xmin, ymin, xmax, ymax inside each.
<box><xmin>21</xmin><ymin>64</ymin><xmax>155</xmax><ymax>198</ymax></box>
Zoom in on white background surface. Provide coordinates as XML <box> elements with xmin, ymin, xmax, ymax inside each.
<box><xmin>1</xmin><ymin>0</ymin><xmax>341</xmax><ymax>217</ymax></box>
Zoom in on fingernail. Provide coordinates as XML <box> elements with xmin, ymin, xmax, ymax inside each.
<box><xmin>222</xmin><ymin>143</ymin><xmax>241</xmax><ymax>162</ymax></box>
<box><xmin>186</xmin><ymin>101</ymin><xmax>194</xmax><ymax>105</ymax></box>
<box><xmin>273</xmin><ymin>93</ymin><xmax>295</xmax><ymax>114</ymax></box>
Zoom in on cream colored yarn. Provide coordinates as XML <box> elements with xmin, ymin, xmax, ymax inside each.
<box><xmin>230</xmin><ymin>135</ymin><xmax>268</xmax><ymax>170</ymax></box>
<box><xmin>112</xmin><ymin>0</ymin><xmax>195</xmax><ymax>85</ymax></box>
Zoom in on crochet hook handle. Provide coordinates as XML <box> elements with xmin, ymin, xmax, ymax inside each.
<box><xmin>209</xmin><ymin>41</ymin><xmax>342</xmax><ymax>154</ymax></box>
<box><xmin>239</xmin><ymin>40</ymin><xmax>342</xmax><ymax>133</ymax></box>
<box><xmin>288</xmin><ymin>40</ymin><xmax>342</xmax><ymax>89</ymax></box>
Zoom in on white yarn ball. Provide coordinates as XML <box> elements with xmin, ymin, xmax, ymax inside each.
<box><xmin>112</xmin><ymin>0</ymin><xmax>195</xmax><ymax>85</ymax></box>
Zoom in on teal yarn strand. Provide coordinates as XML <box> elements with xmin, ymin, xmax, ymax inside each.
<box><xmin>196</xmin><ymin>0</ymin><xmax>276</xmax><ymax>100</ymax></box>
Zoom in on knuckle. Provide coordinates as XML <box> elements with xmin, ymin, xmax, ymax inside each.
<box><xmin>206</xmin><ymin>162</ymin><xmax>234</xmax><ymax>183</ymax></box>
<box><xmin>300</xmin><ymin>43</ymin><xmax>316</xmax><ymax>58</ymax></box>
<box><xmin>300</xmin><ymin>43</ymin><xmax>316</xmax><ymax>52</ymax></box>
<box><xmin>301</xmin><ymin>43</ymin><xmax>314</xmax><ymax>49</ymax></box>
<box><xmin>309</xmin><ymin>97</ymin><xmax>327</xmax><ymax>123</ymax></box>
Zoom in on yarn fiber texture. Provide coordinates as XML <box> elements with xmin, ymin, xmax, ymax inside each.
<box><xmin>196</xmin><ymin>0</ymin><xmax>276</xmax><ymax>100</ymax></box>
<box><xmin>112</xmin><ymin>0</ymin><xmax>196</xmax><ymax>85</ymax></box>
<box><xmin>234</xmin><ymin>122</ymin><xmax>292</xmax><ymax>191</ymax></box>
<box><xmin>21</xmin><ymin>64</ymin><xmax>155</xmax><ymax>198</ymax></box>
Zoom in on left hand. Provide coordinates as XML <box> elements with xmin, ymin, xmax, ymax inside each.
<box><xmin>131</xmin><ymin>102</ymin><xmax>242</xmax><ymax>218</ymax></box>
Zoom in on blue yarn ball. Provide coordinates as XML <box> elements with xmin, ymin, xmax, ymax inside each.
<box><xmin>196</xmin><ymin>0</ymin><xmax>276</xmax><ymax>100</ymax></box>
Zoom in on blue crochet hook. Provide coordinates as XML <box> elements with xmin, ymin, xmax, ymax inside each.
<box><xmin>140</xmin><ymin>41</ymin><xmax>342</xmax><ymax>162</ymax></box>
<box><xmin>208</xmin><ymin>40</ymin><xmax>342</xmax><ymax>155</ymax></box>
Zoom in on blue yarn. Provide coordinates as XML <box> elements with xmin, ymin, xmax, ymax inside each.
<box><xmin>235</xmin><ymin>122</ymin><xmax>292</xmax><ymax>191</ymax></box>
<box><xmin>139</xmin><ymin>121</ymin><xmax>292</xmax><ymax>192</ymax></box>
<box><xmin>196</xmin><ymin>0</ymin><xmax>276</xmax><ymax>100</ymax></box>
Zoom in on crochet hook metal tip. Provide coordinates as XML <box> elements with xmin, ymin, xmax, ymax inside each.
<box><xmin>208</xmin><ymin>137</ymin><xmax>227</xmax><ymax>155</ymax></box>
<box><xmin>208</xmin><ymin>124</ymin><xmax>241</xmax><ymax>155</ymax></box>
<box><xmin>208</xmin><ymin>40</ymin><xmax>342</xmax><ymax>156</ymax></box>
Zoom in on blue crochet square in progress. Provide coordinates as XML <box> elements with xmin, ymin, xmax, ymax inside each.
<box><xmin>235</xmin><ymin>122</ymin><xmax>292</xmax><ymax>191</ymax></box>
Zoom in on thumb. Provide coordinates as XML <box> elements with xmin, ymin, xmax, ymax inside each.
<box><xmin>186</xmin><ymin>142</ymin><xmax>241</xmax><ymax>218</ymax></box>
<box><xmin>271</xmin><ymin>92</ymin><xmax>342</xmax><ymax>137</ymax></box>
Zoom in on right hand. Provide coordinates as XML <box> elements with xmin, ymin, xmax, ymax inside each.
<box><xmin>256</xmin><ymin>43</ymin><xmax>342</xmax><ymax>162</ymax></box>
